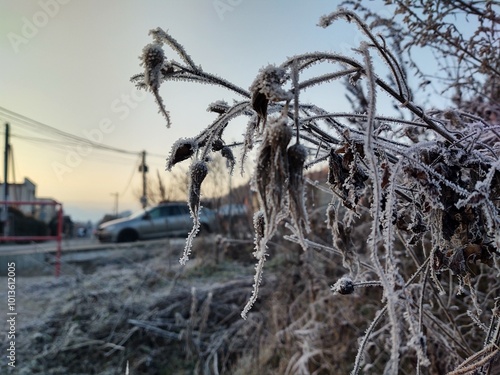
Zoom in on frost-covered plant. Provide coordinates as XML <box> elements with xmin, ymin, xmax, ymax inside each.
<box><xmin>133</xmin><ymin>7</ymin><xmax>499</xmax><ymax>374</ymax></box>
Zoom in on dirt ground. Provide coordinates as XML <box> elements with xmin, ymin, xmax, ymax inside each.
<box><xmin>0</xmin><ymin>236</ymin><xmax>271</xmax><ymax>375</ymax></box>
<box><xmin>0</xmin><ymin>232</ymin><xmax>380</xmax><ymax>375</ymax></box>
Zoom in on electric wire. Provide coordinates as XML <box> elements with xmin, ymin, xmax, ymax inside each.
<box><xmin>0</xmin><ymin>107</ymin><xmax>166</xmax><ymax>159</ymax></box>
<box><xmin>0</xmin><ymin>107</ymin><xmax>169</xmax><ymax>209</ymax></box>
<box><xmin>121</xmin><ymin>155</ymin><xmax>143</xmax><ymax>197</ymax></box>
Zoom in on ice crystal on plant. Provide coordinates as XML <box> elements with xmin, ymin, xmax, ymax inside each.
<box><xmin>180</xmin><ymin>160</ymin><xmax>208</xmax><ymax>265</ymax></box>
<box><xmin>166</xmin><ymin>138</ymin><xmax>197</xmax><ymax>171</ymax></box>
<box><xmin>140</xmin><ymin>43</ymin><xmax>171</xmax><ymax>127</ymax></box>
<box><xmin>220</xmin><ymin>146</ymin><xmax>235</xmax><ymax>174</ymax></box>
<box><xmin>207</xmin><ymin>100</ymin><xmax>230</xmax><ymax>114</ymax></box>
<box><xmin>135</xmin><ymin>6</ymin><xmax>500</xmax><ymax>372</ymax></box>
<box><xmin>141</xmin><ymin>43</ymin><xmax>164</xmax><ymax>91</ymax></box>
<box><xmin>332</xmin><ymin>276</ymin><xmax>355</xmax><ymax>295</ymax></box>
<box><xmin>188</xmin><ymin>160</ymin><xmax>208</xmax><ymax>218</ymax></box>
<box><xmin>249</xmin><ymin>65</ymin><xmax>292</xmax><ymax>128</ymax></box>
<box><xmin>287</xmin><ymin>143</ymin><xmax>310</xmax><ymax>249</ymax></box>
<box><xmin>253</xmin><ymin>112</ymin><xmax>292</xmax><ymax>237</ymax></box>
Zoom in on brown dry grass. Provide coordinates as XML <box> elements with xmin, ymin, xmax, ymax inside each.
<box><xmin>0</xmin><ymin>233</ymin><xmax>381</xmax><ymax>375</ymax></box>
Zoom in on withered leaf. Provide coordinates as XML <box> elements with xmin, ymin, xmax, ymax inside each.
<box><xmin>251</xmin><ymin>90</ymin><xmax>268</xmax><ymax>129</ymax></box>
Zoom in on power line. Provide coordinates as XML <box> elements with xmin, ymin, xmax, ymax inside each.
<box><xmin>0</xmin><ymin>107</ymin><xmax>168</xmax><ymax>162</ymax></box>
<box><xmin>0</xmin><ymin>106</ymin><xmax>138</xmax><ymax>156</ymax></box>
<box><xmin>121</xmin><ymin>155</ymin><xmax>143</xmax><ymax>196</ymax></box>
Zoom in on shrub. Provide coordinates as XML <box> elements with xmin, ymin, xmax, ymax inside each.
<box><xmin>133</xmin><ymin>6</ymin><xmax>499</xmax><ymax>374</ymax></box>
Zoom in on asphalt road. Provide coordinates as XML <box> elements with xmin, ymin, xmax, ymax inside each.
<box><xmin>0</xmin><ymin>237</ymin><xmax>184</xmax><ymax>255</ymax></box>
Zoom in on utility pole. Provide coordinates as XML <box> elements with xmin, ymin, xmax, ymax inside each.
<box><xmin>139</xmin><ymin>150</ymin><xmax>148</xmax><ymax>208</ymax></box>
<box><xmin>3</xmin><ymin>123</ymin><xmax>9</xmax><ymax>236</ymax></box>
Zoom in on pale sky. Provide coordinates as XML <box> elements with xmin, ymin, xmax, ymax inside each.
<box><xmin>0</xmin><ymin>1</ymin><xmax>447</xmax><ymax>222</ymax></box>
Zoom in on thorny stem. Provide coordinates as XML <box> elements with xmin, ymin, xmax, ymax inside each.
<box><xmin>361</xmin><ymin>43</ymin><xmax>401</xmax><ymax>375</ymax></box>
<box><xmin>448</xmin><ymin>345</ymin><xmax>499</xmax><ymax>375</ymax></box>
<box><xmin>169</xmin><ymin>62</ymin><xmax>251</xmax><ymax>98</ymax></box>
<box><xmin>353</xmin><ymin>280</ymin><xmax>382</xmax><ymax>288</ymax></box>
<box><xmin>351</xmin><ymin>306</ymin><xmax>388</xmax><ymax>375</ymax></box>
<box><xmin>199</xmin><ymin>101</ymin><xmax>250</xmax><ymax>159</ymax></box>
<box><xmin>287</xmin><ymin>52</ymin><xmax>458</xmax><ymax>143</ymax></box>
<box><xmin>292</xmin><ymin>60</ymin><xmax>300</xmax><ymax>144</ymax></box>
<box><xmin>417</xmin><ymin>264</ymin><xmax>429</xmax><ymax>375</ymax></box>
<box><xmin>387</xmin><ymin>1</ymin><xmax>500</xmax><ymax>78</ymax></box>
<box><xmin>324</xmin><ymin>9</ymin><xmax>411</xmax><ymax>100</ymax></box>
<box><xmin>297</xmin><ymin>68</ymin><xmax>360</xmax><ymax>91</ymax></box>
<box><xmin>351</xmin><ymin>257</ymin><xmax>431</xmax><ymax>375</ymax></box>
<box><xmin>426</xmin><ymin>276</ymin><xmax>474</xmax><ymax>357</ymax></box>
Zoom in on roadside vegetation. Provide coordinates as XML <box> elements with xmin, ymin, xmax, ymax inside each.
<box><xmin>131</xmin><ymin>1</ymin><xmax>499</xmax><ymax>373</ymax></box>
<box><xmin>3</xmin><ymin>2</ymin><xmax>498</xmax><ymax>374</ymax></box>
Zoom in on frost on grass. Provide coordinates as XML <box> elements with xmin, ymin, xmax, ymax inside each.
<box><xmin>135</xmin><ymin>6</ymin><xmax>500</xmax><ymax>373</ymax></box>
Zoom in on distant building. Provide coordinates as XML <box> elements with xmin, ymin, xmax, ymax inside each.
<box><xmin>0</xmin><ymin>177</ymin><xmax>57</xmax><ymax>223</ymax></box>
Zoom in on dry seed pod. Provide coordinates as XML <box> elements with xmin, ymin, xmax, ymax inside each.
<box><xmin>179</xmin><ymin>160</ymin><xmax>208</xmax><ymax>265</ymax></box>
<box><xmin>326</xmin><ymin>202</ymin><xmax>358</xmax><ymax>275</ymax></box>
<box><xmin>332</xmin><ymin>276</ymin><xmax>355</xmax><ymax>295</ymax></box>
<box><xmin>249</xmin><ymin>65</ymin><xmax>292</xmax><ymax>129</ymax></box>
<box><xmin>141</xmin><ymin>43</ymin><xmax>164</xmax><ymax>90</ymax></box>
<box><xmin>140</xmin><ymin>43</ymin><xmax>170</xmax><ymax>126</ymax></box>
<box><xmin>254</xmin><ymin>115</ymin><xmax>292</xmax><ymax>232</ymax></box>
<box><xmin>251</xmin><ymin>91</ymin><xmax>268</xmax><ymax>129</ymax></box>
<box><xmin>221</xmin><ymin>146</ymin><xmax>235</xmax><ymax>174</ymax></box>
<box><xmin>166</xmin><ymin>138</ymin><xmax>197</xmax><ymax>170</ymax></box>
<box><xmin>253</xmin><ymin>210</ymin><xmax>266</xmax><ymax>255</ymax></box>
<box><xmin>211</xmin><ymin>139</ymin><xmax>224</xmax><ymax>152</ymax></box>
<box><xmin>188</xmin><ymin>160</ymin><xmax>208</xmax><ymax>217</ymax></box>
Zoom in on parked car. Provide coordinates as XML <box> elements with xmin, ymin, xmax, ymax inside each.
<box><xmin>96</xmin><ymin>202</ymin><xmax>218</xmax><ymax>243</ymax></box>
<box><xmin>217</xmin><ymin>204</ymin><xmax>248</xmax><ymax>218</ymax></box>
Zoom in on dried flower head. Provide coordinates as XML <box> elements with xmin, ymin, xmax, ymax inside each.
<box><xmin>140</xmin><ymin>43</ymin><xmax>171</xmax><ymax>127</ymax></box>
<box><xmin>254</xmin><ymin>113</ymin><xmax>292</xmax><ymax>237</ymax></box>
<box><xmin>221</xmin><ymin>146</ymin><xmax>235</xmax><ymax>174</ymax></box>
<box><xmin>140</xmin><ymin>43</ymin><xmax>164</xmax><ymax>90</ymax></box>
<box><xmin>249</xmin><ymin>65</ymin><xmax>292</xmax><ymax>128</ymax></box>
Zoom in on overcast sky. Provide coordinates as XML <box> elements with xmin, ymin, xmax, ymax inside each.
<box><xmin>0</xmin><ymin>1</ymin><xmax>446</xmax><ymax>222</ymax></box>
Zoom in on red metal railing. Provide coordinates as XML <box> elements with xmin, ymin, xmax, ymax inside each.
<box><xmin>0</xmin><ymin>200</ymin><xmax>63</xmax><ymax>276</ymax></box>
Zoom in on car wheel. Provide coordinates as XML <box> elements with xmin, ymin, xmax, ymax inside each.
<box><xmin>117</xmin><ymin>229</ymin><xmax>138</xmax><ymax>243</ymax></box>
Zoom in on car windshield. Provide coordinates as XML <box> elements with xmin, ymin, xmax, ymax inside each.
<box><xmin>127</xmin><ymin>209</ymin><xmax>148</xmax><ymax>219</ymax></box>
